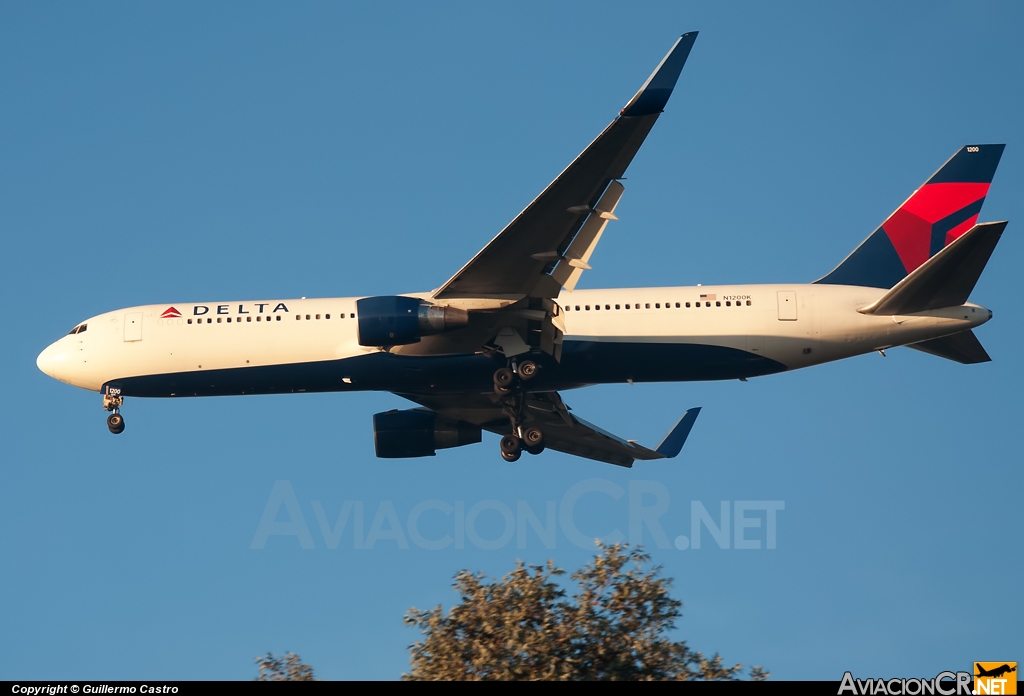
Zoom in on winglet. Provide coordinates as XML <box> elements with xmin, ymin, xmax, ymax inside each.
<box><xmin>620</xmin><ymin>32</ymin><xmax>698</xmax><ymax>117</ymax></box>
<box><xmin>654</xmin><ymin>407</ymin><xmax>701</xmax><ymax>458</ymax></box>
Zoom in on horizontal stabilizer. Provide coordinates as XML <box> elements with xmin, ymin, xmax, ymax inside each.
<box><xmin>859</xmin><ymin>221</ymin><xmax>1006</xmax><ymax>315</ymax></box>
<box><xmin>907</xmin><ymin>330</ymin><xmax>991</xmax><ymax>364</ymax></box>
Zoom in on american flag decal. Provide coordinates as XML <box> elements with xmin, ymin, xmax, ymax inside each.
<box><xmin>699</xmin><ymin>293</ymin><xmax>716</xmax><ymax>301</ymax></box>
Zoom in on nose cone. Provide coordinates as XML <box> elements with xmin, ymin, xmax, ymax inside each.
<box><xmin>36</xmin><ymin>342</ymin><xmax>62</xmax><ymax>379</ymax></box>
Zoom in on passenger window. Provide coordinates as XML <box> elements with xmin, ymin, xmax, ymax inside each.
<box><xmin>575</xmin><ymin>306</ymin><xmax>580</xmax><ymax>311</ymax></box>
<box><xmin>726</xmin><ymin>301</ymin><xmax>731</xmax><ymax>306</ymax></box>
<box><xmin>625</xmin><ymin>304</ymin><xmax>630</xmax><ymax>310</ymax></box>
<box><xmin>655</xmin><ymin>303</ymin><xmax>660</xmax><ymax>309</ymax></box>
<box><xmin>217</xmin><ymin>318</ymin><xmax>222</xmax><ymax>323</ymax></box>
<box><xmin>326</xmin><ymin>314</ymin><xmax>330</xmax><ymax>319</ymax></box>
<box><xmin>685</xmin><ymin>302</ymin><xmax>690</xmax><ymax>308</ymax></box>
<box><xmin>675</xmin><ymin>302</ymin><xmax>680</xmax><ymax>308</ymax></box>
<box><xmin>706</xmin><ymin>302</ymin><xmax>711</xmax><ymax>307</ymax></box>
<box><xmin>316</xmin><ymin>314</ymin><xmax>320</xmax><ymax>320</ymax></box>
<box><xmin>188</xmin><ymin>319</ymin><xmax>193</xmax><ymax>324</ymax></box>
<box><xmin>585</xmin><ymin>305</ymin><xmax>590</xmax><ymax>310</ymax></box>
<box><xmin>227</xmin><ymin>317</ymin><xmax>232</xmax><ymax>323</ymax></box>
<box><xmin>277</xmin><ymin>315</ymin><xmax>282</xmax><ymax>321</ymax></box>
<box><xmin>746</xmin><ymin>300</ymin><xmax>752</xmax><ymax>306</ymax></box>
<box><xmin>605</xmin><ymin>304</ymin><xmax>610</xmax><ymax>310</ymax></box>
<box><xmin>247</xmin><ymin>316</ymin><xmax>252</xmax><ymax>322</ymax></box>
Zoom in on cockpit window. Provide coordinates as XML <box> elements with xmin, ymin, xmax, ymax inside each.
<box><xmin>66</xmin><ymin>324</ymin><xmax>88</xmax><ymax>335</ymax></box>
<box><xmin>77</xmin><ymin>324</ymin><xmax>87</xmax><ymax>334</ymax></box>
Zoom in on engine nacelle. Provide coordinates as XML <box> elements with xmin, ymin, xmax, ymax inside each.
<box><xmin>373</xmin><ymin>409</ymin><xmax>482</xmax><ymax>458</ymax></box>
<box><xmin>356</xmin><ymin>296</ymin><xmax>469</xmax><ymax>347</ymax></box>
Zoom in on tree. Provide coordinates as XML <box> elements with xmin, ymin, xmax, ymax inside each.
<box><xmin>403</xmin><ymin>543</ymin><xmax>768</xmax><ymax>681</ymax></box>
<box><xmin>254</xmin><ymin>652</ymin><xmax>317</xmax><ymax>681</ymax></box>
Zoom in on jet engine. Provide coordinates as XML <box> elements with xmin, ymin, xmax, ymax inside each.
<box><xmin>356</xmin><ymin>296</ymin><xmax>469</xmax><ymax>346</ymax></box>
<box><xmin>372</xmin><ymin>409</ymin><xmax>482</xmax><ymax>458</ymax></box>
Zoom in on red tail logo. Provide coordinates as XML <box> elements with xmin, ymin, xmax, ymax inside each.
<box><xmin>161</xmin><ymin>307</ymin><xmax>182</xmax><ymax>318</ymax></box>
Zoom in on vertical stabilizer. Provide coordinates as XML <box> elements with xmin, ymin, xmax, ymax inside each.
<box><xmin>816</xmin><ymin>144</ymin><xmax>1004</xmax><ymax>288</ymax></box>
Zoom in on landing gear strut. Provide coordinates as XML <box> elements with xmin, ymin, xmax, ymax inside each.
<box><xmin>103</xmin><ymin>391</ymin><xmax>125</xmax><ymax>434</ymax></box>
<box><xmin>494</xmin><ymin>384</ymin><xmax>546</xmax><ymax>462</ymax></box>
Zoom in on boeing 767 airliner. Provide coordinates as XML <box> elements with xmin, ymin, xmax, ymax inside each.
<box><xmin>36</xmin><ymin>33</ymin><xmax>1007</xmax><ymax>466</ymax></box>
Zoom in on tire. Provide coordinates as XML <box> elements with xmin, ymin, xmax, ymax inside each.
<box><xmin>524</xmin><ymin>444</ymin><xmax>545</xmax><ymax>456</ymax></box>
<box><xmin>500</xmin><ymin>434</ymin><xmax>522</xmax><ymax>456</ymax></box>
<box><xmin>107</xmin><ymin>413</ymin><xmax>125</xmax><ymax>434</ymax></box>
<box><xmin>523</xmin><ymin>427</ymin><xmax>544</xmax><ymax>447</ymax></box>
<box><xmin>517</xmin><ymin>360</ymin><xmax>538</xmax><ymax>380</ymax></box>
<box><xmin>501</xmin><ymin>449</ymin><xmax>521</xmax><ymax>462</ymax></box>
<box><xmin>493</xmin><ymin>367</ymin><xmax>515</xmax><ymax>388</ymax></box>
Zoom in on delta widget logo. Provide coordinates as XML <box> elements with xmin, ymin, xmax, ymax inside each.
<box><xmin>160</xmin><ymin>307</ymin><xmax>182</xmax><ymax>319</ymax></box>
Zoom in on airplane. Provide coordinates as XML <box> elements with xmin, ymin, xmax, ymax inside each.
<box><xmin>975</xmin><ymin>664</ymin><xmax>1016</xmax><ymax>679</ymax></box>
<box><xmin>36</xmin><ymin>32</ymin><xmax>1008</xmax><ymax>467</ymax></box>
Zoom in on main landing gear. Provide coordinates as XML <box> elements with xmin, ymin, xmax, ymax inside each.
<box><xmin>492</xmin><ymin>358</ymin><xmax>544</xmax><ymax>461</ymax></box>
<box><xmin>103</xmin><ymin>391</ymin><xmax>125</xmax><ymax>434</ymax></box>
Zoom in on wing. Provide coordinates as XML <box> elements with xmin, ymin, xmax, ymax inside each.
<box><xmin>432</xmin><ymin>32</ymin><xmax>698</xmax><ymax>301</ymax></box>
<box><xmin>398</xmin><ymin>391</ymin><xmax>700</xmax><ymax>467</ymax></box>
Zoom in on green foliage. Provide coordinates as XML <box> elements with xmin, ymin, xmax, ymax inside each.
<box><xmin>403</xmin><ymin>543</ymin><xmax>768</xmax><ymax>681</ymax></box>
<box><xmin>254</xmin><ymin>652</ymin><xmax>317</xmax><ymax>681</ymax></box>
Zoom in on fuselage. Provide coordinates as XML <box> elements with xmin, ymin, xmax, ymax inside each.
<box><xmin>36</xmin><ymin>283</ymin><xmax>991</xmax><ymax>399</ymax></box>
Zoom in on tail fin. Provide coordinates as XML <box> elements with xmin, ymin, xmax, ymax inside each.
<box><xmin>816</xmin><ymin>144</ymin><xmax>1004</xmax><ymax>288</ymax></box>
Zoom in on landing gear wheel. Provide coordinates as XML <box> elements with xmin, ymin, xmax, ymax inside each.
<box><xmin>523</xmin><ymin>427</ymin><xmax>544</xmax><ymax>448</ymax></box>
<box><xmin>107</xmin><ymin>413</ymin><xmax>125</xmax><ymax>435</ymax></box>
<box><xmin>517</xmin><ymin>360</ymin><xmax>538</xmax><ymax>380</ymax></box>
<box><xmin>500</xmin><ymin>434</ymin><xmax>523</xmax><ymax>462</ymax></box>
<box><xmin>501</xmin><ymin>449</ymin><xmax>522</xmax><ymax>462</ymax></box>
<box><xmin>524</xmin><ymin>443</ymin><xmax>545</xmax><ymax>456</ymax></box>
<box><xmin>493</xmin><ymin>367</ymin><xmax>515</xmax><ymax>389</ymax></box>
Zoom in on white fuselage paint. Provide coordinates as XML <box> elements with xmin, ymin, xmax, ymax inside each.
<box><xmin>36</xmin><ymin>283</ymin><xmax>991</xmax><ymax>394</ymax></box>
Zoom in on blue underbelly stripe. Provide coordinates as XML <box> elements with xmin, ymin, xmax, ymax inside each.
<box><xmin>107</xmin><ymin>340</ymin><xmax>787</xmax><ymax>398</ymax></box>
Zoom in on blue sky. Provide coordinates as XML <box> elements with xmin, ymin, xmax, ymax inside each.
<box><xmin>2</xmin><ymin>1</ymin><xmax>1021</xmax><ymax>680</ymax></box>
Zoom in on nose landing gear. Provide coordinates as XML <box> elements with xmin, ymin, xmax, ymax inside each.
<box><xmin>103</xmin><ymin>390</ymin><xmax>125</xmax><ymax>434</ymax></box>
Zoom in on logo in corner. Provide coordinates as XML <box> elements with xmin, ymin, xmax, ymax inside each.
<box><xmin>161</xmin><ymin>307</ymin><xmax>182</xmax><ymax>319</ymax></box>
<box><xmin>975</xmin><ymin>663</ymin><xmax>1017</xmax><ymax>695</ymax></box>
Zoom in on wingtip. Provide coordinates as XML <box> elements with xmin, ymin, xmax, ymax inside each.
<box><xmin>654</xmin><ymin>407</ymin><xmax>701</xmax><ymax>458</ymax></box>
<box><xmin>620</xmin><ymin>32</ymin><xmax>699</xmax><ymax>118</ymax></box>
